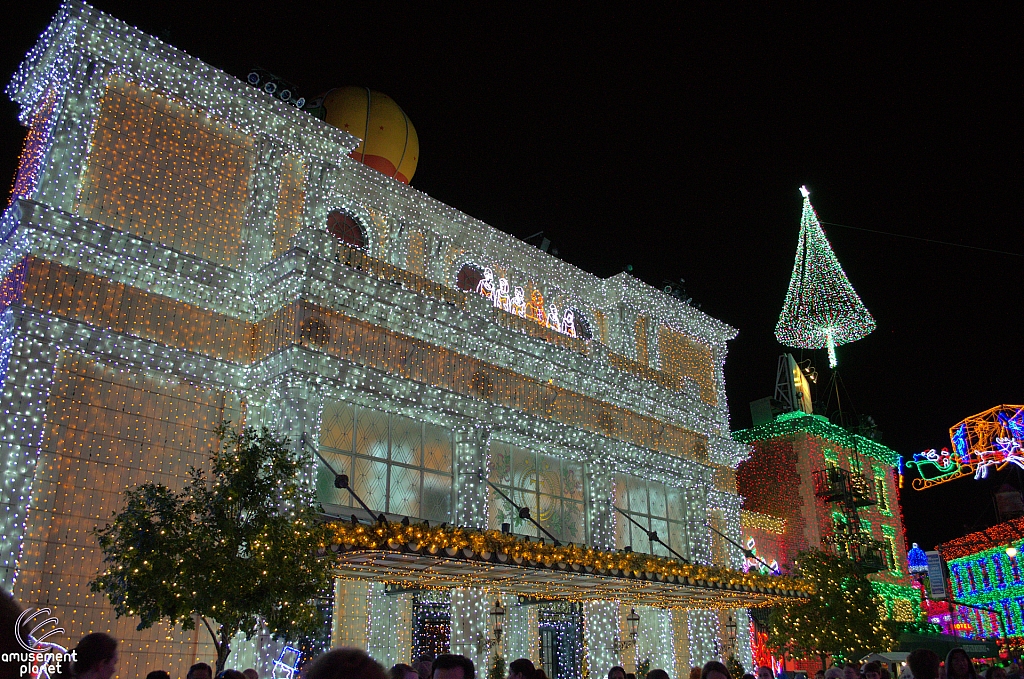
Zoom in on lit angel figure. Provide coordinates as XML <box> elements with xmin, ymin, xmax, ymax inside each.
<box><xmin>475</xmin><ymin>267</ymin><xmax>495</xmax><ymax>301</ymax></box>
<box><xmin>562</xmin><ymin>309</ymin><xmax>576</xmax><ymax>337</ymax></box>
<box><xmin>547</xmin><ymin>304</ymin><xmax>562</xmax><ymax>333</ymax></box>
<box><xmin>509</xmin><ymin>286</ymin><xmax>527</xmax><ymax>317</ymax></box>
<box><xmin>494</xmin><ymin>277</ymin><xmax>511</xmax><ymax>311</ymax></box>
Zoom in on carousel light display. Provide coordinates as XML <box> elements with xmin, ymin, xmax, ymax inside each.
<box><xmin>775</xmin><ymin>187</ymin><xmax>875</xmax><ymax>368</ymax></box>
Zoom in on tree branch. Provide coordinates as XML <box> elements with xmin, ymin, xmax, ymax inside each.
<box><xmin>200</xmin><ymin>615</ymin><xmax>220</xmax><ymax>653</ymax></box>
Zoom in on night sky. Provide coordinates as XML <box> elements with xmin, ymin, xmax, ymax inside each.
<box><xmin>2</xmin><ymin>2</ymin><xmax>1020</xmax><ymax>551</ymax></box>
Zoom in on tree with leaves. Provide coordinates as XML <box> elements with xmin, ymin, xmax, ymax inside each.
<box><xmin>92</xmin><ymin>425</ymin><xmax>333</xmax><ymax>672</ymax></box>
<box><xmin>767</xmin><ymin>550</ymin><xmax>896</xmax><ymax>670</ymax></box>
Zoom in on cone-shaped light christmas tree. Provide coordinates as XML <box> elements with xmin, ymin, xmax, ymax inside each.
<box><xmin>775</xmin><ymin>186</ymin><xmax>875</xmax><ymax>367</ymax></box>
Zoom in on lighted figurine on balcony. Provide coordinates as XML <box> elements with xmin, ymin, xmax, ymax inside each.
<box><xmin>562</xmin><ymin>309</ymin><xmax>576</xmax><ymax>338</ymax></box>
<box><xmin>494</xmin><ymin>276</ymin><xmax>512</xmax><ymax>312</ymax></box>
<box><xmin>476</xmin><ymin>267</ymin><xmax>495</xmax><ymax>301</ymax></box>
<box><xmin>547</xmin><ymin>303</ymin><xmax>562</xmax><ymax>333</ymax></box>
<box><xmin>509</xmin><ymin>286</ymin><xmax>526</xmax><ymax>317</ymax></box>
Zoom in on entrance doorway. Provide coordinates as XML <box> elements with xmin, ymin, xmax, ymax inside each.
<box><xmin>538</xmin><ymin>602</ymin><xmax>583</xmax><ymax>679</ymax></box>
<box><xmin>412</xmin><ymin>594</ymin><xmax>451</xmax><ymax>662</ymax></box>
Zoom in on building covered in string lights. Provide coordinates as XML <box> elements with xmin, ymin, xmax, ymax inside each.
<box><xmin>936</xmin><ymin>516</ymin><xmax>1024</xmax><ymax>640</ymax></box>
<box><xmin>734</xmin><ymin>412</ymin><xmax>921</xmax><ymax>630</ymax></box>
<box><xmin>0</xmin><ymin>3</ymin><xmax>812</xmax><ymax>679</ymax></box>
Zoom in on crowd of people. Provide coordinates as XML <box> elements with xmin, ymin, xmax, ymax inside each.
<box><xmin>1</xmin><ymin>584</ymin><xmax>1018</xmax><ymax>679</ymax></box>
<box><xmin>12</xmin><ymin>634</ymin><xmax>1020</xmax><ymax>679</ymax></box>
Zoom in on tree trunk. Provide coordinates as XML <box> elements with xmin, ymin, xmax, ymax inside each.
<box><xmin>216</xmin><ymin>626</ymin><xmax>231</xmax><ymax>674</ymax></box>
<box><xmin>821</xmin><ymin>654</ymin><xmax>828</xmax><ymax>671</ymax></box>
<box><xmin>201</xmin><ymin>616</ymin><xmax>233</xmax><ymax>674</ymax></box>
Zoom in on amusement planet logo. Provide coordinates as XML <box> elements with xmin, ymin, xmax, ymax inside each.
<box><xmin>5</xmin><ymin>608</ymin><xmax>76</xmax><ymax>678</ymax></box>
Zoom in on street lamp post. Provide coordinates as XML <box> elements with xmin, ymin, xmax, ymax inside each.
<box><xmin>612</xmin><ymin>608</ymin><xmax>641</xmax><ymax>654</ymax></box>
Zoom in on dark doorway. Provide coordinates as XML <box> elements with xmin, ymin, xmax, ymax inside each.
<box><xmin>538</xmin><ymin>602</ymin><xmax>583</xmax><ymax>679</ymax></box>
<box><xmin>412</xmin><ymin>595</ymin><xmax>451</xmax><ymax>662</ymax></box>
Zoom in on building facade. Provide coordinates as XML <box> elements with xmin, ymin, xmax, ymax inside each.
<box><xmin>734</xmin><ymin>412</ymin><xmax>921</xmax><ymax>624</ymax></box>
<box><xmin>938</xmin><ymin>516</ymin><xmax>1024</xmax><ymax>640</ymax></box>
<box><xmin>0</xmin><ymin>4</ymin><xmax>810</xmax><ymax>678</ymax></box>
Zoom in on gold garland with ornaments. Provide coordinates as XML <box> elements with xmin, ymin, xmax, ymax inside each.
<box><xmin>327</xmin><ymin>520</ymin><xmax>814</xmax><ymax>596</ymax></box>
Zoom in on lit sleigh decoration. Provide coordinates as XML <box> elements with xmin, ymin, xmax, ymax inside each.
<box><xmin>908</xmin><ymin>405</ymin><xmax>1024</xmax><ymax>490</ymax></box>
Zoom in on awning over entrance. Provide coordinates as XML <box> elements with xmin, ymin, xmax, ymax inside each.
<box><xmin>326</xmin><ymin>521</ymin><xmax>811</xmax><ymax>609</ymax></box>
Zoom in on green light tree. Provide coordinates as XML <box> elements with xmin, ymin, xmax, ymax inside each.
<box><xmin>91</xmin><ymin>425</ymin><xmax>333</xmax><ymax>673</ymax></box>
<box><xmin>775</xmin><ymin>187</ymin><xmax>875</xmax><ymax>368</ymax></box>
<box><xmin>766</xmin><ymin>550</ymin><xmax>896</xmax><ymax>670</ymax></box>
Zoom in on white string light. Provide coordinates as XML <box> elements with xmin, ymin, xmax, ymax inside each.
<box><xmin>0</xmin><ymin>3</ymin><xmax>760</xmax><ymax>674</ymax></box>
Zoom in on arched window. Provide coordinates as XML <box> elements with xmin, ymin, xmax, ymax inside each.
<box><xmin>327</xmin><ymin>210</ymin><xmax>365</xmax><ymax>249</ymax></box>
<box><xmin>455</xmin><ymin>263</ymin><xmax>484</xmax><ymax>292</ymax></box>
<box><xmin>568</xmin><ymin>308</ymin><xmax>593</xmax><ymax>340</ymax></box>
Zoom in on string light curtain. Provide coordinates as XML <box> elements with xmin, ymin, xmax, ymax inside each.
<box><xmin>775</xmin><ymin>187</ymin><xmax>875</xmax><ymax>367</ymax></box>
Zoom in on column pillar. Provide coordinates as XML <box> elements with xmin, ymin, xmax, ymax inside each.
<box><xmin>242</xmin><ymin>138</ymin><xmax>285</xmax><ymax>271</ymax></box>
<box><xmin>585</xmin><ymin>462</ymin><xmax>616</xmax><ymax>550</ymax></box>
<box><xmin>636</xmin><ymin>607</ymin><xmax>675</xmax><ymax>675</ymax></box>
<box><xmin>333</xmin><ymin>578</ymin><xmax>369</xmax><ymax>649</ymax></box>
<box><xmin>268</xmin><ymin>376</ymin><xmax>323</xmax><ymax>499</ymax></box>
<box><xmin>449</xmin><ymin>587</ymin><xmax>489</xmax><ymax>670</ymax></box>
<box><xmin>35</xmin><ymin>56</ymin><xmax>111</xmax><ymax>212</ymax></box>
<box><xmin>366</xmin><ymin>583</ymin><xmax>411</xmax><ymax>667</ymax></box>
<box><xmin>584</xmin><ymin>600</ymin><xmax>620</xmax><ymax>678</ymax></box>
<box><xmin>454</xmin><ymin>425</ymin><xmax>491</xmax><ymax>530</ymax></box>
<box><xmin>502</xmin><ymin>596</ymin><xmax>531</xmax><ymax>666</ymax></box>
<box><xmin>687</xmin><ymin>609</ymin><xmax>721</xmax><ymax>665</ymax></box>
<box><xmin>0</xmin><ymin>320</ymin><xmax>58</xmax><ymax>589</ymax></box>
<box><xmin>672</xmin><ymin>610</ymin><xmax>691</xmax><ymax>679</ymax></box>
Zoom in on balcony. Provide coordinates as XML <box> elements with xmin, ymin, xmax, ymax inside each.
<box><xmin>813</xmin><ymin>467</ymin><xmax>875</xmax><ymax>507</ymax></box>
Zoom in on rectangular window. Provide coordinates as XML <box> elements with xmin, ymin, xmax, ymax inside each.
<box><xmin>885</xmin><ymin>536</ymin><xmax>900</xmax><ymax>574</ymax></box>
<box><xmin>614</xmin><ymin>474</ymin><xmax>693</xmax><ymax>561</ymax></box>
<box><xmin>979</xmin><ymin>560</ymin><xmax>992</xmax><ymax>589</ymax></box>
<box><xmin>488</xmin><ymin>442</ymin><xmax>585</xmax><ymax>544</ymax></box>
<box><xmin>318</xmin><ymin>401</ymin><xmax>453</xmax><ymax>523</ymax></box>
<box><xmin>875</xmin><ymin>478</ymin><xmax>889</xmax><ymax>512</ymax></box>
<box><xmin>994</xmin><ymin>557</ymin><xmax>1007</xmax><ymax>588</ymax></box>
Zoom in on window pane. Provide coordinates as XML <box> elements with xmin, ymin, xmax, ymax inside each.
<box><xmin>422</xmin><ymin>472</ymin><xmax>452</xmax><ymax>523</ymax></box>
<box><xmin>538</xmin><ymin>456</ymin><xmax>561</xmax><ymax>496</ymax></box>
<box><xmin>666</xmin><ymin>488</ymin><xmax>687</xmax><ymax>522</ymax></box>
<box><xmin>356</xmin><ymin>408</ymin><xmax>388</xmax><ymax>459</ymax></box>
<box><xmin>512</xmin><ymin>447</ymin><xmax>537</xmax><ymax>493</ymax></box>
<box><xmin>320</xmin><ymin>401</ymin><xmax>354</xmax><ymax>451</ymax></box>
<box><xmin>668</xmin><ymin>519</ymin><xmax>688</xmax><ymax>558</ymax></box>
<box><xmin>562</xmin><ymin>461</ymin><xmax>584</xmax><ymax>501</ymax></box>
<box><xmin>561</xmin><ymin>500</ymin><xmax>585</xmax><ymax>544</ymax></box>
<box><xmin>353</xmin><ymin>457</ymin><xmax>388</xmax><ymax>513</ymax></box>
<box><xmin>489</xmin><ymin>442</ymin><xmax>511</xmax><ymax>485</ymax></box>
<box><xmin>628</xmin><ymin>477</ymin><xmax>649</xmax><ymax>515</ymax></box>
<box><xmin>539</xmin><ymin>493</ymin><xmax>560</xmax><ymax>530</ymax></box>
<box><xmin>316</xmin><ymin>452</ymin><xmax>353</xmax><ymax>508</ymax></box>
<box><xmin>423</xmin><ymin>423</ymin><xmax>452</xmax><ymax>472</ymax></box>
<box><xmin>489</xmin><ymin>486</ymin><xmax>513</xmax><ymax>531</ymax></box>
<box><xmin>650</xmin><ymin>518</ymin><xmax>670</xmax><ymax>556</ymax></box>
<box><xmin>390</xmin><ymin>413</ymin><xmax>422</xmax><ymax>466</ymax></box>
<box><xmin>510</xmin><ymin>487</ymin><xmax>539</xmax><ymax>537</ymax></box>
<box><xmin>389</xmin><ymin>465</ymin><xmax>420</xmax><ymax>517</ymax></box>
<box><xmin>649</xmin><ymin>483</ymin><xmax>667</xmax><ymax>519</ymax></box>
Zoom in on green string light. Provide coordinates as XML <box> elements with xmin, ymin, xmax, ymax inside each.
<box><xmin>776</xmin><ymin>187</ymin><xmax>875</xmax><ymax>367</ymax></box>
